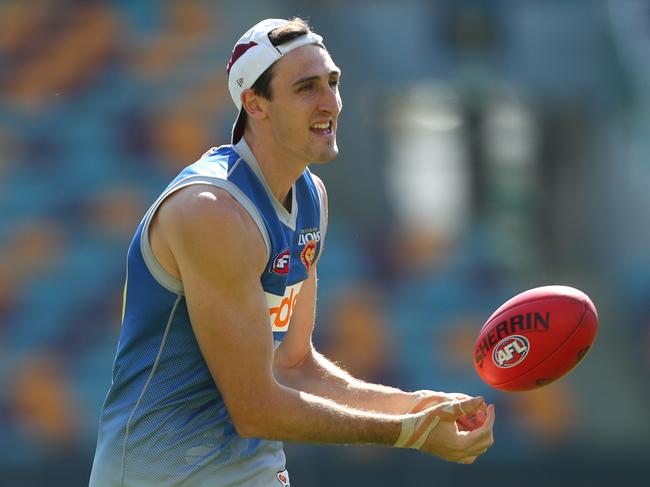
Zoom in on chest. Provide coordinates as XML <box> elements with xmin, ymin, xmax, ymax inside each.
<box><xmin>261</xmin><ymin>215</ymin><xmax>322</xmax><ymax>347</ymax></box>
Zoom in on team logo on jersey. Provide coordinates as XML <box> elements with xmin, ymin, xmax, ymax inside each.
<box><xmin>276</xmin><ymin>469</ymin><xmax>290</xmax><ymax>486</ymax></box>
<box><xmin>271</xmin><ymin>249</ymin><xmax>291</xmax><ymax>275</ymax></box>
<box><xmin>300</xmin><ymin>241</ymin><xmax>317</xmax><ymax>270</ymax></box>
<box><xmin>298</xmin><ymin>228</ymin><xmax>320</xmax><ymax>270</ymax></box>
<box><xmin>298</xmin><ymin>228</ymin><xmax>320</xmax><ymax>246</ymax></box>
<box><xmin>493</xmin><ymin>335</ymin><xmax>530</xmax><ymax>368</ymax></box>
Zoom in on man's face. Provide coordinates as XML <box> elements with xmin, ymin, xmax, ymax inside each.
<box><xmin>263</xmin><ymin>44</ymin><xmax>342</xmax><ymax>164</ymax></box>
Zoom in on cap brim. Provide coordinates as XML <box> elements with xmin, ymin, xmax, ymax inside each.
<box><xmin>231</xmin><ymin>108</ymin><xmax>246</xmax><ymax>144</ymax></box>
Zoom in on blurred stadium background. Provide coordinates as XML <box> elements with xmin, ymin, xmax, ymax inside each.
<box><xmin>2</xmin><ymin>0</ymin><xmax>650</xmax><ymax>485</ymax></box>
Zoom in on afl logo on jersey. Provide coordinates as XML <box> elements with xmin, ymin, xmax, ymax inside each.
<box><xmin>271</xmin><ymin>249</ymin><xmax>291</xmax><ymax>275</ymax></box>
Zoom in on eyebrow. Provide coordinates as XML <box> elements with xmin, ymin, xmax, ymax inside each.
<box><xmin>292</xmin><ymin>70</ymin><xmax>341</xmax><ymax>87</ymax></box>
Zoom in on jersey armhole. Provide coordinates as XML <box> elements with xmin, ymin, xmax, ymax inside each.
<box><xmin>140</xmin><ymin>175</ymin><xmax>272</xmax><ymax>295</ymax></box>
<box><xmin>311</xmin><ymin>173</ymin><xmax>328</xmax><ymax>253</ymax></box>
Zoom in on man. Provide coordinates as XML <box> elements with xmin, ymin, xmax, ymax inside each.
<box><xmin>90</xmin><ymin>17</ymin><xmax>495</xmax><ymax>487</ymax></box>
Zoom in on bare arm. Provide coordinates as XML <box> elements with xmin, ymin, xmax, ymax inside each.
<box><xmin>155</xmin><ymin>185</ymin><xmax>403</xmax><ymax>446</ymax></box>
<box><xmin>265</xmin><ymin>226</ymin><xmax>493</xmax><ymax>461</ymax></box>
<box><xmin>273</xmin><ymin>175</ymin><xmax>469</xmax><ymax>416</ymax></box>
<box><xmin>273</xmin><ymin>263</ymin><xmax>487</xmax><ymax>419</ymax></box>
<box><xmin>152</xmin><ymin>184</ymin><xmax>494</xmax><ymax>462</ymax></box>
<box><xmin>273</xmin><ymin>265</ymin><xmax>419</xmax><ymax>414</ymax></box>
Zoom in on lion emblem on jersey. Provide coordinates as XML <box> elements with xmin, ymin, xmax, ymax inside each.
<box><xmin>300</xmin><ymin>240</ymin><xmax>317</xmax><ymax>270</ymax></box>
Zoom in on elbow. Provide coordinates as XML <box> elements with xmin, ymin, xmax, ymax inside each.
<box><xmin>232</xmin><ymin>419</ymin><xmax>262</xmax><ymax>439</ymax></box>
<box><xmin>227</xmin><ymin>388</ymin><xmax>284</xmax><ymax>440</ymax></box>
<box><xmin>237</xmin><ymin>429</ymin><xmax>259</xmax><ymax>440</ymax></box>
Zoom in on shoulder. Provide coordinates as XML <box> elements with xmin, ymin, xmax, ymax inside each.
<box><xmin>307</xmin><ymin>171</ymin><xmax>328</xmax><ymax>208</ymax></box>
<box><xmin>158</xmin><ymin>184</ymin><xmax>268</xmax><ymax>275</ymax></box>
<box><xmin>166</xmin><ymin>184</ymin><xmax>255</xmax><ymax>230</ymax></box>
<box><xmin>308</xmin><ymin>171</ymin><xmax>326</xmax><ymax>192</ymax></box>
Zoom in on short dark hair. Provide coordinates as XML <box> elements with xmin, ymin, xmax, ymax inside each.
<box><xmin>252</xmin><ymin>17</ymin><xmax>312</xmax><ymax>100</ymax></box>
<box><xmin>240</xmin><ymin>17</ymin><xmax>313</xmax><ymax>128</ymax></box>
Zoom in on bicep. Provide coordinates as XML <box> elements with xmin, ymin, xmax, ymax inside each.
<box><xmin>181</xmin><ymin>255</ymin><xmax>275</xmax><ymax>410</ymax></box>
<box><xmin>162</xmin><ymin>187</ymin><xmax>277</xmax><ymax>428</ymax></box>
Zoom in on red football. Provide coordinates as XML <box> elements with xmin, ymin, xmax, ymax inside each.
<box><xmin>474</xmin><ymin>286</ymin><xmax>598</xmax><ymax>391</ymax></box>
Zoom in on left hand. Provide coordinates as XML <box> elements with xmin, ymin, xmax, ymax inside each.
<box><xmin>408</xmin><ymin>390</ymin><xmax>487</xmax><ymax>432</ymax></box>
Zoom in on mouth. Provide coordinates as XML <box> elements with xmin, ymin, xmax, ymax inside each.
<box><xmin>309</xmin><ymin>120</ymin><xmax>334</xmax><ymax>137</ymax></box>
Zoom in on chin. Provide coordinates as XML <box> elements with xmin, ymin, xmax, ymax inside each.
<box><xmin>311</xmin><ymin>144</ymin><xmax>339</xmax><ymax>164</ymax></box>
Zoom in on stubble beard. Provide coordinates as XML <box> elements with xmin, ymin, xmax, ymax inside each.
<box><xmin>308</xmin><ymin>139</ymin><xmax>339</xmax><ymax>164</ymax></box>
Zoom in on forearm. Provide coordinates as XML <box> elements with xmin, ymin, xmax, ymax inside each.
<box><xmin>274</xmin><ymin>348</ymin><xmax>417</xmax><ymax>414</ymax></box>
<box><xmin>240</xmin><ymin>381</ymin><xmax>495</xmax><ymax>465</ymax></box>
<box><xmin>238</xmin><ymin>379</ymin><xmax>403</xmax><ymax>445</ymax></box>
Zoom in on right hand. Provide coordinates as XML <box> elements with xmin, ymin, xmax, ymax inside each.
<box><xmin>409</xmin><ymin>390</ymin><xmax>488</xmax><ymax>432</ymax></box>
<box><xmin>418</xmin><ymin>396</ymin><xmax>495</xmax><ymax>464</ymax></box>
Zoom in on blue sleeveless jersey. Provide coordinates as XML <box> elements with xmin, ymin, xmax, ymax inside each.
<box><xmin>90</xmin><ymin>139</ymin><xmax>326</xmax><ymax>487</ymax></box>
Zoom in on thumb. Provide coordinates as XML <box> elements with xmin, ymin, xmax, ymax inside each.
<box><xmin>435</xmin><ymin>396</ymin><xmax>484</xmax><ymax>421</ymax></box>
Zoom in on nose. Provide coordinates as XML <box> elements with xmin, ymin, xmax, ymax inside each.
<box><xmin>319</xmin><ymin>84</ymin><xmax>341</xmax><ymax>116</ymax></box>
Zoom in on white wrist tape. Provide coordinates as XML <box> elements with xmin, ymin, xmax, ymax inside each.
<box><xmin>394</xmin><ymin>413</ymin><xmax>441</xmax><ymax>449</ymax></box>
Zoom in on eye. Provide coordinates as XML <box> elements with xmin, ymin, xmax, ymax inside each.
<box><xmin>329</xmin><ymin>79</ymin><xmax>340</xmax><ymax>88</ymax></box>
<box><xmin>299</xmin><ymin>82</ymin><xmax>314</xmax><ymax>92</ymax></box>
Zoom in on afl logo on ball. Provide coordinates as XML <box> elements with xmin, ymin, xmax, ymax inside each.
<box><xmin>493</xmin><ymin>335</ymin><xmax>529</xmax><ymax>368</ymax></box>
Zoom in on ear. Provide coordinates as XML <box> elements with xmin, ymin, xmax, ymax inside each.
<box><xmin>241</xmin><ymin>89</ymin><xmax>267</xmax><ymax>121</ymax></box>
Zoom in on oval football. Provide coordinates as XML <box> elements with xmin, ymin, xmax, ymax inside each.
<box><xmin>474</xmin><ymin>286</ymin><xmax>598</xmax><ymax>391</ymax></box>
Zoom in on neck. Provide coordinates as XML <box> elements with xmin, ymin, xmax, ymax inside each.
<box><xmin>242</xmin><ymin>132</ymin><xmax>307</xmax><ymax>209</ymax></box>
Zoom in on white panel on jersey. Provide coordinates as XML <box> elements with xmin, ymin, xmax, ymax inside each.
<box><xmin>266</xmin><ymin>282</ymin><xmax>304</xmax><ymax>332</ymax></box>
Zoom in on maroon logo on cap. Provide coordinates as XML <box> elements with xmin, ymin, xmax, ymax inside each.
<box><xmin>226</xmin><ymin>41</ymin><xmax>258</xmax><ymax>74</ymax></box>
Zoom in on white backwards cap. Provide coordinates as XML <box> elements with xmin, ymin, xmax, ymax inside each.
<box><xmin>226</xmin><ymin>18</ymin><xmax>324</xmax><ymax>143</ymax></box>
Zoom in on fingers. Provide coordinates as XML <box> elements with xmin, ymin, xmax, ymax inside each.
<box><xmin>450</xmin><ymin>393</ymin><xmax>472</xmax><ymax>401</ymax></box>
<box><xmin>449</xmin><ymin>440</ymin><xmax>491</xmax><ymax>464</ymax></box>
<box><xmin>460</xmin><ymin>403</ymin><xmax>494</xmax><ymax>431</ymax></box>
<box><xmin>447</xmin><ymin>441</ymin><xmax>489</xmax><ymax>463</ymax></box>
<box><xmin>410</xmin><ymin>395</ymin><xmax>440</xmax><ymax>414</ymax></box>
<box><xmin>454</xmin><ymin>405</ymin><xmax>495</xmax><ymax>461</ymax></box>
<box><xmin>457</xmin><ymin>448</ymin><xmax>489</xmax><ymax>464</ymax></box>
<box><xmin>417</xmin><ymin>398</ymin><xmax>495</xmax><ymax>464</ymax></box>
<box><xmin>481</xmin><ymin>403</ymin><xmax>496</xmax><ymax>431</ymax></box>
<box><xmin>457</xmin><ymin>403</ymin><xmax>488</xmax><ymax>431</ymax></box>
<box><xmin>436</xmin><ymin>396</ymin><xmax>485</xmax><ymax>421</ymax></box>
<box><xmin>457</xmin><ymin>455</ymin><xmax>478</xmax><ymax>464</ymax></box>
<box><xmin>410</xmin><ymin>392</ymin><xmax>474</xmax><ymax>414</ymax></box>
